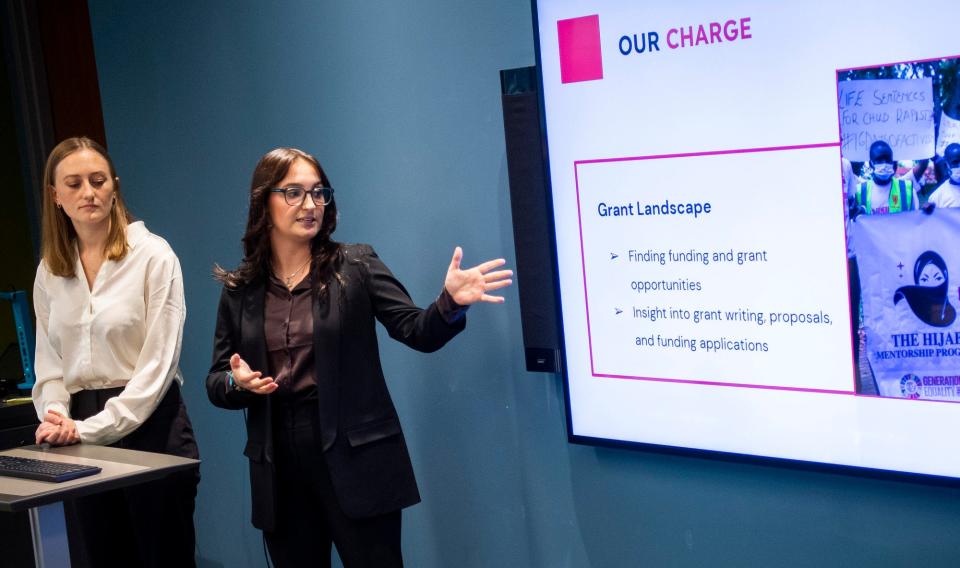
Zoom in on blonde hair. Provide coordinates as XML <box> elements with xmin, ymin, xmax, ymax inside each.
<box><xmin>40</xmin><ymin>137</ymin><xmax>134</xmax><ymax>277</ymax></box>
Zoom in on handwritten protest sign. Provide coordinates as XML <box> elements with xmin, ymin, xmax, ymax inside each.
<box><xmin>937</xmin><ymin>111</ymin><xmax>960</xmax><ymax>156</ymax></box>
<box><xmin>838</xmin><ymin>78</ymin><xmax>935</xmax><ymax>162</ymax></box>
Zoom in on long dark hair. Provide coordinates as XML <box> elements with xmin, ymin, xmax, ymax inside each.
<box><xmin>214</xmin><ymin>148</ymin><xmax>342</xmax><ymax>294</ymax></box>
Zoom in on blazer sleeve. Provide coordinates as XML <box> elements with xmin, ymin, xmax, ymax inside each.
<box><xmin>206</xmin><ymin>287</ymin><xmax>259</xmax><ymax>409</ymax></box>
<box><xmin>357</xmin><ymin>244</ymin><xmax>466</xmax><ymax>352</ymax></box>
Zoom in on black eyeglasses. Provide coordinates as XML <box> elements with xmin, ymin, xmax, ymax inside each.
<box><xmin>270</xmin><ymin>186</ymin><xmax>334</xmax><ymax>206</ymax></box>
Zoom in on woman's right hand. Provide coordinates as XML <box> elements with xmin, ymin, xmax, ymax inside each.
<box><xmin>229</xmin><ymin>353</ymin><xmax>278</xmax><ymax>395</ymax></box>
<box><xmin>35</xmin><ymin>410</ymin><xmax>80</xmax><ymax>446</ymax></box>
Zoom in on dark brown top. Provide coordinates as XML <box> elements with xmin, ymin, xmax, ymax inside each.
<box><xmin>264</xmin><ymin>272</ymin><xmax>467</xmax><ymax>400</ymax></box>
<box><xmin>265</xmin><ymin>273</ymin><xmax>316</xmax><ymax>398</ymax></box>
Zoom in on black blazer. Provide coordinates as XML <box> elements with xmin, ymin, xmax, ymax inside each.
<box><xmin>206</xmin><ymin>244</ymin><xmax>465</xmax><ymax>530</ymax></box>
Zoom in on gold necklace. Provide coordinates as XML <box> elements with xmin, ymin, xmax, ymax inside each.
<box><xmin>276</xmin><ymin>258</ymin><xmax>310</xmax><ymax>289</ymax></box>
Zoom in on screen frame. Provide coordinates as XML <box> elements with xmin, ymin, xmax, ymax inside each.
<box><xmin>527</xmin><ymin>0</ymin><xmax>960</xmax><ymax>486</ymax></box>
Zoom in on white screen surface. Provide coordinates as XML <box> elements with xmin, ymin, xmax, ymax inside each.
<box><xmin>535</xmin><ymin>0</ymin><xmax>960</xmax><ymax>477</ymax></box>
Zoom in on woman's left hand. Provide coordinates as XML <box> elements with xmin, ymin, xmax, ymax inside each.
<box><xmin>35</xmin><ymin>410</ymin><xmax>81</xmax><ymax>446</ymax></box>
<box><xmin>444</xmin><ymin>246</ymin><xmax>513</xmax><ymax>305</ymax></box>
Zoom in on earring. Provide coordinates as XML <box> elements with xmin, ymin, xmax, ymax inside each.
<box><xmin>56</xmin><ymin>203</ymin><xmax>62</xmax><ymax>209</ymax></box>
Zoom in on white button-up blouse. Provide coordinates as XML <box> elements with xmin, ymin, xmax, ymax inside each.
<box><xmin>32</xmin><ymin>221</ymin><xmax>186</xmax><ymax>445</ymax></box>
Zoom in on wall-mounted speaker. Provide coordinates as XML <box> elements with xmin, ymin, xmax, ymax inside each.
<box><xmin>500</xmin><ymin>66</ymin><xmax>563</xmax><ymax>373</ymax></box>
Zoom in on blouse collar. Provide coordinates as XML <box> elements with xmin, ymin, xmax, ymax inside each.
<box><xmin>126</xmin><ymin>221</ymin><xmax>148</xmax><ymax>249</ymax></box>
<box><xmin>71</xmin><ymin>221</ymin><xmax>149</xmax><ymax>269</ymax></box>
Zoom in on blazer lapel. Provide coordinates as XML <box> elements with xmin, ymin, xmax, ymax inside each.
<box><xmin>314</xmin><ymin>276</ymin><xmax>341</xmax><ymax>451</ymax></box>
<box><xmin>241</xmin><ymin>279</ymin><xmax>269</xmax><ymax>375</ymax></box>
<box><xmin>239</xmin><ymin>278</ymin><xmax>273</xmax><ymax>461</ymax></box>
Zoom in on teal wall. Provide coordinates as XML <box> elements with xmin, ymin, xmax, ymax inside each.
<box><xmin>87</xmin><ymin>2</ymin><xmax>960</xmax><ymax>566</ymax></box>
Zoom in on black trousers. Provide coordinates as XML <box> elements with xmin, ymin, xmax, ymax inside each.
<box><xmin>65</xmin><ymin>382</ymin><xmax>200</xmax><ymax>568</ymax></box>
<box><xmin>265</xmin><ymin>396</ymin><xmax>403</xmax><ymax>568</ymax></box>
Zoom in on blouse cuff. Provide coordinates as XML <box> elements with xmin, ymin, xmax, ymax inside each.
<box><xmin>41</xmin><ymin>401</ymin><xmax>70</xmax><ymax>420</ymax></box>
<box><xmin>437</xmin><ymin>287</ymin><xmax>469</xmax><ymax>323</ymax></box>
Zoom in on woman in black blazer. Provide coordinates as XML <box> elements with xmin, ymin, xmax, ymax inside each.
<box><xmin>206</xmin><ymin>147</ymin><xmax>511</xmax><ymax>567</ymax></box>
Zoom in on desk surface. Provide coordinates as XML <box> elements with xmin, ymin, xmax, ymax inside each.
<box><xmin>0</xmin><ymin>445</ymin><xmax>199</xmax><ymax>512</ymax></box>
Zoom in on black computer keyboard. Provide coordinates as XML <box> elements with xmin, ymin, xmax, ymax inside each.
<box><xmin>0</xmin><ymin>454</ymin><xmax>102</xmax><ymax>482</ymax></box>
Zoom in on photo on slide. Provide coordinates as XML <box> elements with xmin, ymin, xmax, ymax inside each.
<box><xmin>840</xmin><ymin>55</ymin><xmax>960</xmax><ymax>401</ymax></box>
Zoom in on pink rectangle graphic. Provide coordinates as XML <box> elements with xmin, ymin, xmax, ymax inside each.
<box><xmin>557</xmin><ymin>15</ymin><xmax>603</xmax><ymax>84</ymax></box>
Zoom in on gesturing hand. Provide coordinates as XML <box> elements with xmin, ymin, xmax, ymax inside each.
<box><xmin>230</xmin><ymin>353</ymin><xmax>278</xmax><ymax>395</ymax></box>
<box><xmin>35</xmin><ymin>410</ymin><xmax>80</xmax><ymax>446</ymax></box>
<box><xmin>443</xmin><ymin>247</ymin><xmax>513</xmax><ymax>305</ymax></box>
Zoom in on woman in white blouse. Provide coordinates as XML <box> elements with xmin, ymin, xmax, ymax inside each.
<box><xmin>32</xmin><ymin>137</ymin><xmax>199</xmax><ymax>568</ymax></box>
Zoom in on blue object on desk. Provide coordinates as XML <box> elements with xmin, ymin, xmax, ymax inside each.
<box><xmin>0</xmin><ymin>291</ymin><xmax>36</xmax><ymax>390</ymax></box>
